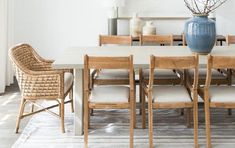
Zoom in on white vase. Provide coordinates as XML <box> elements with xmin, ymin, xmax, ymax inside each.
<box><xmin>130</xmin><ymin>13</ymin><xmax>142</xmax><ymax>37</ymax></box>
<box><xmin>143</xmin><ymin>21</ymin><xmax>156</xmax><ymax>35</ymax></box>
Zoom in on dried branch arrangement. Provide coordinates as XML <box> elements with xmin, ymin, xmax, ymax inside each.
<box><xmin>184</xmin><ymin>0</ymin><xmax>228</xmax><ymax>14</ymax></box>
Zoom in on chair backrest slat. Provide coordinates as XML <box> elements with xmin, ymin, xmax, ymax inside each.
<box><xmin>210</xmin><ymin>56</ymin><xmax>235</xmax><ymax>69</ymax></box>
<box><xmin>205</xmin><ymin>55</ymin><xmax>235</xmax><ymax>88</ymax></box>
<box><xmin>152</xmin><ymin>56</ymin><xmax>198</xmax><ymax>69</ymax></box>
<box><xmin>149</xmin><ymin>54</ymin><xmax>199</xmax><ymax>89</ymax></box>
<box><xmin>84</xmin><ymin>55</ymin><xmax>134</xmax><ymax>91</ymax></box>
<box><xmin>99</xmin><ymin>35</ymin><xmax>132</xmax><ymax>46</ymax></box>
<box><xmin>86</xmin><ymin>56</ymin><xmax>132</xmax><ymax>69</ymax></box>
<box><xmin>140</xmin><ymin>34</ymin><xmax>173</xmax><ymax>46</ymax></box>
<box><xmin>226</xmin><ymin>35</ymin><xmax>235</xmax><ymax>45</ymax></box>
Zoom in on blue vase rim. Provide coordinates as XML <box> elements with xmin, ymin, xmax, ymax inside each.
<box><xmin>192</xmin><ymin>13</ymin><xmax>209</xmax><ymax>17</ymax></box>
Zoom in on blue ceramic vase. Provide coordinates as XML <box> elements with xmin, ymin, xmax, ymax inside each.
<box><xmin>184</xmin><ymin>14</ymin><xmax>216</xmax><ymax>54</ymax></box>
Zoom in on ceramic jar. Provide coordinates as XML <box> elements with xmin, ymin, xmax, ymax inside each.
<box><xmin>143</xmin><ymin>21</ymin><xmax>156</xmax><ymax>35</ymax></box>
<box><xmin>130</xmin><ymin>13</ymin><xmax>142</xmax><ymax>37</ymax></box>
<box><xmin>184</xmin><ymin>14</ymin><xmax>216</xmax><ymax>54</ymax></box>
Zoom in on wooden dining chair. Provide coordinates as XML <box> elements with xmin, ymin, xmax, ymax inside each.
<box><xmin>139</xmin><ymin>34</ymin><xmax>182</xmax><ymax>86</ymax></box>
<box><xmin>9</xmin><ymin>44</ymin><xmax>74</xmax><ymax>133</ymax></box>
<box><xmin>199</xmin><ymin>55</ymin><xmax>235</xmax><ymax>148</ymax></box>
<box><xmin>139</xmin><ymin>34</ymin><xmax>183</xmax><ymax>118</ymax></box>
<box><xmin>184</xmin><ymin>34</ymin><xmax>229</xmax><ymax>85</ymax></box>
<box><xmin>90</xmin><ymin>35</ymin><xmax>134</xmax><ymax>115</ymax></box>
<box><xmin>91</xmin><ymin>35</ymin><xmax>132</xmax><ymax>86</ymax></box>
<box><xmin>84</xmin><ymin>55</ymin><xmax>135</xmax><ymax>148</ymax></box>
<box><xmin>143</xmin><ymin>54</ymin><xmax>199</xmax><ymax>148</ymax></box>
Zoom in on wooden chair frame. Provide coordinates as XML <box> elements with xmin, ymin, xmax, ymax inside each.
<box><xmin>139</xmin><ymin>34</ymin><xmax>182</xmax><ymax>86</ymax></box>
<box><xmin>200</xmin><ymin>55</ymin><xmax>235</xmax><ymax>148</ymax></box>
<box><xmin>139</xmin><ymin>34</ymin><xmax>183</xmax><ymax>117</ymax></box>
<box><xmin>84</xmin><ymin>55</ymin><xmax>135</xmax><ymax>148</ymax></box>
<box><xmin>91</xmin><ymin>35</ymin><xmax>133</xmax><ymax>86</ymax></box>
<box><xmin>9</xmin><ymin>44</ymin><xmax>74</xmax><ymax>133</ymax></box>
<box><xmin>143</xmin><ymin>54</ymin><xmax>199</xmax><ymax>148</ymax></box>
<box><xmin>90</xmin><ymin>35</ymin><xmax>133</xmax><ymax>115</ymax></box>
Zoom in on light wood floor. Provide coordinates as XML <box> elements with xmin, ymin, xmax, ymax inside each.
<box><xmin>1</xmin><ymin>81</ymin><xmax>235</xmax><ymax>147</ymax></box>
<box><xmin>0</xmin><ymin>83</ymin><xmax>30</xmax><ymax>148</ymax></box>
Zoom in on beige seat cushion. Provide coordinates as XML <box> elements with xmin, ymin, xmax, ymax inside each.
<box><xmin>90</xmin><ymin>86</ymin><xmax>129</xmax><ymax>103</ymax></box>
<box><xmin>96</xmin><ymin>69</ymin><xmax>129</xmax><ymax>79</ymax></box>
<box><xmin>152</xmin><ymin>86</ymin><xmax>191</xmax><ymax>103</ymax></box>
<box><xmin>210</xmin><ymin>86</ymin><xmax>235</xmax><ymax>102</ymax></box>
<box><xmin>143</xmin><ymin>69</ymin><xmax>179</xmax><ymax>79</ymax></box>
<box><xmin>64</xmin><ymin>72</ymin><xmax>73</xmax><ymax>93</ymax></box>
<box><xmin>189</xmin><ymin>69</ymin><xmax>225</xmax><ymax>79</ymax></box>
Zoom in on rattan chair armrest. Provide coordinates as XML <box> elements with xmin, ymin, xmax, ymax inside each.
<box><xmin>19</xmin><ymin>70</ymin><xmax>64</xmax><ymax>99</ymax></box>
<box><xmin>28</xmin><ymin>69</ymin><xmax>64</xmax><ymax>75</ymax></box>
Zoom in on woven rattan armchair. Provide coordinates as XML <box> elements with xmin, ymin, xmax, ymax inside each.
<box><xmin>9</xmin><ymin>43</ymin><xmax>74</xmax><ymax>133</ymax></box>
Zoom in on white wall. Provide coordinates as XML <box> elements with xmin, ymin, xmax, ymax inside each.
<box><xmin>216</xmin><ymin>0</ymin><xmax>235</xmax><ymax>35</ymax></box>
<box><xmin>14</xmin><ymin>0</ymin><xmax>107</xmax><ymax>59</ymax></box>
<box><xmin>13</xmin><ymin>0</ymin><xmax>235</xmax><ymax>59</ymax></box>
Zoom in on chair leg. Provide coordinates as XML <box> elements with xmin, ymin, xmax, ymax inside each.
<box><xmin>141</xmin><ymin>87</ymin><xmax>146</xmax><ymax>129</ymax></box>
<box><xmin>139</xmin><ymin>69</ymin><xmax>143</xmax><ymax>115</ymax></box>
<box><xmin>181</xmin><ymin>108</ymin><xmax>184</xmax><ymax>115</ymax></box>
<box><xmin>84</xmin><ymin>93</ymin><xmax>89</xmax><ymax>148</ymax></box>
<box><xmin>133</xmin><ymin>96</ymin><xmax>136</xmax><ymax>129</ymax></box>
<box><xmin>204</xmin><ymin>96</ymin><xmax>212</xmax><ymax>148</ymax></box>
<box><xmin>59</xmin><ymin>100</ymin><xmax>62</xmax><ymax>117</ymax></box>
<box><xmin>148</xmin><ymin>95</ymin><xmax>154</xmax><ymax>148</ymax></box>
<box><xmin>130</xmin><ymin>99</ymin><xmax>134</xmax><ymax>148</ymax></box>
<box><xmin>90</xmin><ymin>109</ymin><xmax>94</xmax><ymax>116</ymax></box>
<box><xmin>88</xmin><ymin>108</ymin><xmax>91</xmax><ymax>128</ymax></box>
<box><xmin>69</xmin><ymin>89</ymin><xmax>74</xmax><ymax>113</ymax></box>
<box><xmin>186</xmin><ymin>108</ymin><xmax>192</xmax><ymax>128</ymax></box>
<box><xmin>228</xmin><ymin>109</ymin><xmax>232</xmax><ymax>115</ymax></box>
<box><xmin>15</xmin><ymin>98</ymin><xmax>26</xmax><ymax>133</ymax></box>
<box><xmin>139</xmin><ymin>69</ymin><xmax>146</xmax><ymax>129</ymax></box>
<box><xmin>31</xmin><ymin>102</ymin><xmax>35</xmax><ymax>113</ymax></box>
<box><xmin>193</xmin><ymin>95</ymin><xmax>199</xmax><ymax>148</ymax></box>
<box><xmin>60</xmin><ymin>99</ymin><xmax>65</xmax><ymax>133</ymax></box>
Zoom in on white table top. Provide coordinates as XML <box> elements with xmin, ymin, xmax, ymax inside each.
<box><xmin>53</xmin><ymin>46</ymin><xmax>235</xmax><ymax>69</ymax></box>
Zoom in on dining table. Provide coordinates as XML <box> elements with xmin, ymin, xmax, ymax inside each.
<box><xmin>53</xmin><ymin>45</ymin><xmax>235</xmax><ymax>135</ymax></box>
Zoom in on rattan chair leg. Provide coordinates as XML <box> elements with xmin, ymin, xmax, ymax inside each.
<box><xmin>69</xmin><ymin>89</ymin><xmax>74</xmax><ymax>113</ymax></box>
<box><xmin>59</xmin><ymin>102</ymin><xmax>62</xmax><ymax>117</ymax></box>
<box><xmin>31</xmin><ymin>102</ymin><xmax>35</xmax><ymax>113</ymax></box>
<box><xmin>15</xmin><ymin>98</ymin><xmax>26</xmax><ymax>133</ymax></box>
<box><xmin>60</xmin><ymin>99</ymin><xmax>65</xmax><ymax>133</ymax></box>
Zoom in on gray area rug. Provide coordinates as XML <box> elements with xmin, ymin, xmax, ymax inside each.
<box><xmin>12</xmin><ymin>103</ymin><xmax>235</xmax><ymax>148</ymax></box>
